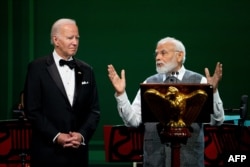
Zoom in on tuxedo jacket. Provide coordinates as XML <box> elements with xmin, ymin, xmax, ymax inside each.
<box><xmin>24</xmin><ymin>54</ymin><xmax>100</xmax><ymax>166</ymax></box>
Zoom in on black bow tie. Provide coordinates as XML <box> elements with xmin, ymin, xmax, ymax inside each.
<box><xmin>59</xmin><ymin>59</ymin><xmax>76</xmax><ymax>69</ymax></box>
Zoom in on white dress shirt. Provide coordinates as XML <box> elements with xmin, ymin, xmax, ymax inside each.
<box><xmin>115</xmin><ymin>66</ymin><xmax>224</xmax><ymax>127</ymax></box>
<box><xmin>51</xmin><ymin>51</ymin><xmax>86</xmax><ymax>145</ymax></box>
<box><xmin>53</xmin><ymin>51</ymin><xmax>75</xmax><ymax>106</ymax></box>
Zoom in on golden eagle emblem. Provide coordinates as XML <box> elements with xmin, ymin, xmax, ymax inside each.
<box><xmin>143</xmin><ymin>86</ymin><xmax>208</xmax><ymax>127</ymax></box>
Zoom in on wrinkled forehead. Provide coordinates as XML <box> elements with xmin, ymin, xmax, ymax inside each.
<box><xmin>156</xmin><ymin>42</ymin><xmax>176</xmax><ymax>51</ymax></box>
<box><xmin>61</xmin><ymin>24</ymin><xmax>78</xmax><ymax>32</ymax></box>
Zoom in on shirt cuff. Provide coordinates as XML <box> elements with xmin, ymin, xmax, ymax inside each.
<box><xmin>115</xmin><ymin>91</ymin><xmax>128</xmax><ymax>106</ymax></box>
<box><xmin>80</xmin><ymin>134</ymin><xmax>86</xmax><ymax>145</ymax></box>
<box><xmin>53</xmin><ymin>132</ymin><xmax>61</xmax><ymax>143</ymax></box>
<box><xmin>213</xmin><ymin>89</ymin><xmax>222</xmax><ymax>103</ymax></box>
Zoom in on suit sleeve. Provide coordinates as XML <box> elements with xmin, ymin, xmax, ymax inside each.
<box><xmin>24</xmin><ymin>62</ymin><xmax>59</xmax><ymax>143</ymax></box>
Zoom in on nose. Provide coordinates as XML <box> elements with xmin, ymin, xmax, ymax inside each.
<box><xmin>72</xmin><ymin>37</ymin><xmax>79</xmax><ymax>45</ymax></box>
<box><xmin>155</xmin><ymin>52</ymin><xmax>162</xmax><ymax>60</ymax></box>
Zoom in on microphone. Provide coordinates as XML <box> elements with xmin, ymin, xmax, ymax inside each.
<box><xmin>171</xmin><ymin>71</ymin><xmax>179</xmax><ymax>76</ymax></box>
<box><xmin>170</xmin><ymin>71</ymin><xmax>179</xmax><ymax>83</ymax></box>
<box><xmin>239</xmin><ymin>95</ymin><xmax>248</xmax><ymax>126</ymax></box>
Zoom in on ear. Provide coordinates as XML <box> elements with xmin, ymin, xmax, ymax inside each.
<box><xmin>53</xmin><ymin>36</ymin><xmax>59</xmax><ymax>46</ymax></box>
<box><xmin>177</xmin><ymin>51</ymin><xmax>184</xmax><ymax>63</ymax></box>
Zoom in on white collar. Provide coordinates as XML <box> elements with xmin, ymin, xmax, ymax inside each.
<box><xmin>162</xmin><ymin>65</ymin><xmax>186</xmax><ymax>81</ymax></box>
<box><xmin>53</xmin><ymin>50</ymin><xmax>73</xmax><ymax>67</ymax></box>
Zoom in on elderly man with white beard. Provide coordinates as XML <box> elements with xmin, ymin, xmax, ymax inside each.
<box><xmin>107</xmin><ymin>37</ymin><xmax>224</xmax><ymax>167</ymax></box>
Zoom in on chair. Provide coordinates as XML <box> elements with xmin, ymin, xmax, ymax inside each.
<box><xmin>103</xmin><ymin>125</ymin><xmax>144</xmax><ymax>165</ymax></box>
<box><xmin>0</xmin><ymin>119</ymin><xmax>32</xmax><ymax>167</ymax></box>
<box><xmin>204</xmin><ymin>123</ymin><xmax>250</xmax><ymax>166</ymax></box>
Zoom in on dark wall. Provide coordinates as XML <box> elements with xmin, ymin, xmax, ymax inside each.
<box><xmin>1</xmin><ymin>0</ymin><xmax>250</xmax><ymax>140</ymax></box>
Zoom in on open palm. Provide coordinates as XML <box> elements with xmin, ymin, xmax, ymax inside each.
<box><xmin>205</xmin><ymin>62</ymin><xmax>223</xmax><ymax>92</ymax></box>
<box><xmin>107</xmin><ymin>64</ymin><xmax>126</xmax><ymax>96</ymax></box>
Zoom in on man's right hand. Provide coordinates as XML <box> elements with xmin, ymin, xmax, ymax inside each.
<box><xmin>56</xmin><ymin>132</ymin><xmax>82</xmax><ymax>148</ymax></box>
<box><xmin>56</xmin><ymin>133</ymin><xmax>71</xmax><ymax>147</ymax></box>
<box><xmin>107</xmin><ymin>64</ymin><xmax>126</xmax><ymax>96</ymax></box>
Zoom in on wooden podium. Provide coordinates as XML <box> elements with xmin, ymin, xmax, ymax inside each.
<box><xmin>140</xmin><ymin>83</ymin><xmax>213</xmax><ymax>167</ymax></box>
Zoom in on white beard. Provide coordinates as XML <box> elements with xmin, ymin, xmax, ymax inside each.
<box><xmin>156</xmin><ymin>60</ymin><xmax>178</xmax><ymax>74</ymax></box>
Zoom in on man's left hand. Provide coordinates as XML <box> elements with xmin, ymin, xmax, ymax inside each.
<box><xmin>63</xmin><ymin>132</ymin><xmax>83</xmax><ymax>148</ymax></box>
<box><xmin>205</xmin><ymin>62</ymin><xmax>223</xmax><ymax>92</ymax></box>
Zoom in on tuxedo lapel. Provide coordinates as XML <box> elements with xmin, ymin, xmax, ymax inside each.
<box><xmin>73</xmin><ymin>64</ymin><xmax>84</xmax><ymax>106</ymax></box>
<box><xmin>46</xmin><ymin>55</ymin><xmax>69</xmax><ymax>102</ymax></box>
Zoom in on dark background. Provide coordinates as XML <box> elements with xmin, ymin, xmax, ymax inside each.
<box><xmin>1</xmin><ymin>0</ymin><xmax>250</xmax><ymax>142</ymax></box>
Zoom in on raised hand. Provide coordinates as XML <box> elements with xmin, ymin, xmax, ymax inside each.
<box><xmin>107</xmin><ymin>64</ymin><xmax>126</xmax><ymax>96</ymax></box>
<box><xmin>204</xmin><ymin>62</ymin><xmax>223</xmax><ymax>92</ymax></box>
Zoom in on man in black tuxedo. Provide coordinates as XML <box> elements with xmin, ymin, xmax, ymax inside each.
<box><xmin>24</xmin><ymin>18</ymin><xmax>100</xmax><ymax>167</ymax></box>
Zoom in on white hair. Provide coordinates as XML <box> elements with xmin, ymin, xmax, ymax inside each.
<box><xmin>157</xmin><ymin>37</ymin><xmax>186</xmax><ymax>64</ymax></box>
<box><xmin>50</xmin><ymin>18</ymin><xmax>76</xmax><ymax>45</ymax></box>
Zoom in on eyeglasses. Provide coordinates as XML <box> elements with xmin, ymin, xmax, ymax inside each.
<box><xmin>154</xmin><ymin>50</ymin><xmax>180</xmax><ymax>57</ymax></box>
